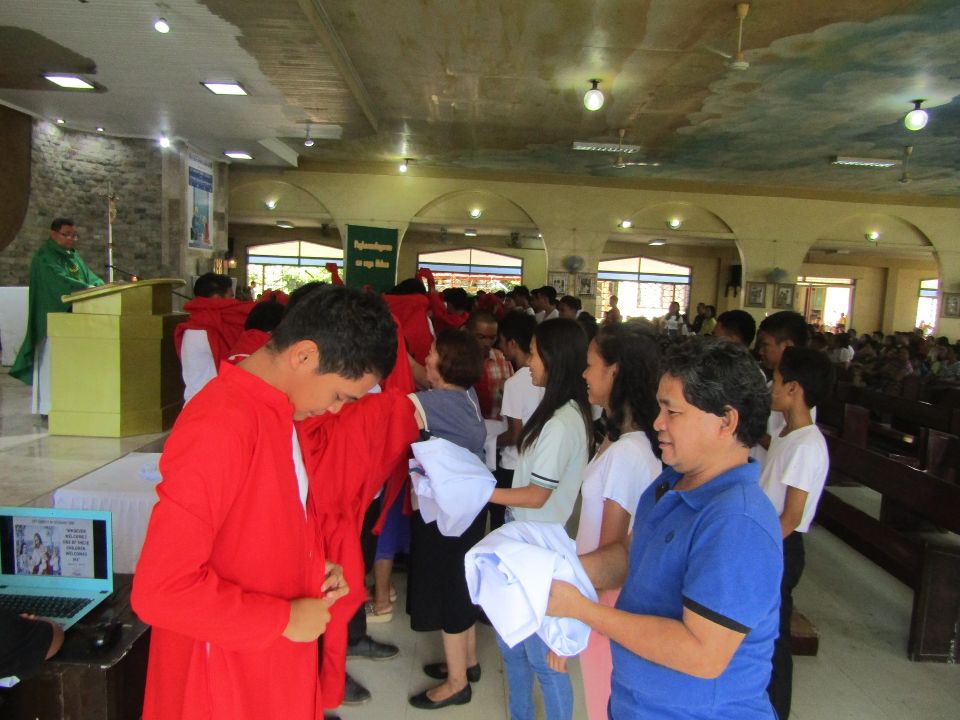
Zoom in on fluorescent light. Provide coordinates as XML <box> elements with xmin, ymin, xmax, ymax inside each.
<box><xmin>464</xmin><ymin>229</ymin><xmax>478</xmax><ymax>237</ymax></box>
<box><xmin>154</xmin><ymin>18</ymin><xmax>170</xmax><ymax>33</ymax></box>
<box><xmin>159</xmin><ymin>136</ymin><xmax>171</xmax><ymax>148</ymax></box>
<box><xmin>572</xmin><ymin>141</ymin><xmax>641</xmax><ymax>154</ymax></box>
<box><xmin>276</xmin><ymin>221</ymin><xmax>295</xmax><ymax>229</ymax></box>
<box><xmin>202</xmin><ymin>82</ymin><xmax>247</xmax><ymax>96</ymax></box>
<box><xmin>44</xmin><ymin>74</ymin><xmax>95</xmax><ymax>90</ymax></box>
<box><xmin>832</xmin><ymin>156</ymin><xmax>898</xmax><ymax>168</ymax></box>
<box><xmin>224</xmin><ymin>151</ymin><xmax>253</xmax><ymax>160</ymax></box>
<box><xmin>648</xmin><ymin>239</ymin><xmax>667</xmax><ymax>246</ymax></box>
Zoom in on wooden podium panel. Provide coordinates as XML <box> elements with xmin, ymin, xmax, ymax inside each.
<box><xmin>47</xmin><ymin>279</ymin><xmax>185</xmax><ymax>437</ymax></box>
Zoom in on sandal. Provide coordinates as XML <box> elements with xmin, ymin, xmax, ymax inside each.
<box><xmin>364</xmin><ymin>600</ymin><xmax>394</xmax><ymax>624</ymax></box>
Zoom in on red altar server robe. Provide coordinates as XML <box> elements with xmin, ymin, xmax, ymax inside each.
<box><xmin>132</xmin><ymin>362</ymin><xmax>329</xmax><ymax>720</ymax></box>
<box><xmin>173</xmin><ymin>297</ymin><xmax>252</xmax><ymax>366</ymax></box>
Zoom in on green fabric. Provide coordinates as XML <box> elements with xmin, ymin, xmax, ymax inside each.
<box><xmin>8</xmin><ymin>237</ymin><xmax>104</xmax><ymax>384</ymax></box>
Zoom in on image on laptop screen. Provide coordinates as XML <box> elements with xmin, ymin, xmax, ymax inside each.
<box><xmin>0</xmin><ymin>511</ymin><xmax>109</xmax><ymax>580</ymax></box>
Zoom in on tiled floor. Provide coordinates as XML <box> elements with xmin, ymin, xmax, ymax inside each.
<box><xmin>1</xmin><ymin>372</ymin><xmax>957</xmax><ymax>719</ymax></box>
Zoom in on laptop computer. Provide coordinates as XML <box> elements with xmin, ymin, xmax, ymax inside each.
<box><xmin>0</xmin><ymin>506</ymin><xmax>113</xmax><ymax>630</ymax></box>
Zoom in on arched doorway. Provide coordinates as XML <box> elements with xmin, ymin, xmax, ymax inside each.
<box><xmin>417</xmin><ymin>247</ymin><xmax>523</xmax><ymax>293</ymax></box>
<box><xmin>597</xmin><ymin>256</ymin><xmax>692</xmax><ymax>321</ymax></box>
<box><xmin>246</xmin><ymin>240</ymin><xmax>343</xmax><ymax>294</ymax></box>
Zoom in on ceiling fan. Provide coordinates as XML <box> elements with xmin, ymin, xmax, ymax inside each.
<box><xmin>576</xmin><ymin>129</ymin><xmax>660</xmax><ymax>169</ymax></box>
<box><xmin>704</xmin><ymin>2</ymin><xmax>752</xmax><ymax>71</ymax></box>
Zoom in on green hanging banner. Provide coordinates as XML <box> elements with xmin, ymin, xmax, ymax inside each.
<box><xmin>345</xmin><ymin>225</ymin><xmax>399</xmax><ymax>292</ymax></box>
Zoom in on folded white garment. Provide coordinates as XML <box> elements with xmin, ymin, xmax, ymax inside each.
<box><xmin>484</xmin><ymin>418</ymin><xmax>507</xmax><ymax>471</ymax></box>
<box><xmin>464</xmin><ymin>521</ymin><xmax>597</xmax><ymax>656</ymax></box>
<box><xmin>410</xmin><ymin>437</ymin><xmax>496</xmax><ymax>537</ymax></box>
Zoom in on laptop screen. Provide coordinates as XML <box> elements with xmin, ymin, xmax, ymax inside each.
<box><xmin>0</xmin><ymin>511</ymin><xmax>109</xmax><ymax>580</ymax></box>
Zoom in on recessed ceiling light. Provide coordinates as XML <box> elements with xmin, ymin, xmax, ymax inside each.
<box><xmin>469</xmin><ymin>208</ymin><xmax>482</xmax><ymax>219</ymax></box>
<box><xmin>96</xmin><ymin>127</ymin><xmax>104</xmax><ymax>133</ymax></box>
<box><xmin>154</xmin><ymin>18</ymin><xmax>170</xmax><ymax>34</ymax></box>
<box><xmin>832</xmin><ymin>156</ymin><xmax>898</xmax><ymax>168</ymax></box>
<box><xmin>464</xmin><ymin>229</ymin><xmax>478</xmax><ymax>237</ymax></box>
<box><xmin>44</xmin><ymin>74</ymin><xmax>95</xmax><ymax>90</ymax></box>
<box><xmin>399</xmin><ymin>158</ymin><xmax>412</xmax><ymax>172</ymax></box>
<box><xmin>619</xmin><ymin>220</ymin><xmax>633</xmax><ymax>229</ymax></box>
<box><xmin>55</xmin><ymin>118</ymin><xmax>65</xmax><ymax>125</ymax></box>
<box><xmin>648</xmin><ymin>239</ymin><xmax>667</xmax><ymax>246</ymax></box>
<box><xmin>224</xmin><ymin>151</ymin><xmax>253</xmax><ymax>160</ymax></box>
<box><xmin>159</xmin><ymin>136</ymin><xmax>171</xmax><ymax>148</ymax></box>
<box><xmin>667</xmin><ymin>218</ymin><xmax>682</xmax><ymax>230</ymax></box>
<box><xmin>265</xmin><ymin>199</ymin><xmax>278</xmax><ymax>210</ymax></box>
<box><xmin>866</xmin><ymin>231</ymin><xmax>880</xmax><ymax>242</ymax></box>
<box><xmin>202</xmin><ymin>81</ymin><xmax>248</xmax><ymax>96</ymax></box>
<box><xmin>276</xmin><ymin>221</ymin><xmax>295</xmax><ymax>229</ymax></box>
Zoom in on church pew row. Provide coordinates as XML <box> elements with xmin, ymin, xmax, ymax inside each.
<box><xmin>816</xmin><ymin>434</ymin><xmax>960</xmax><ymax>662</ymax></box>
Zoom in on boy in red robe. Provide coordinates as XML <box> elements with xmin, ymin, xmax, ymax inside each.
<box><xmin>133</xmin><ymin>286</ymin><xmax>420</xmax><ymax>720</ymax></box>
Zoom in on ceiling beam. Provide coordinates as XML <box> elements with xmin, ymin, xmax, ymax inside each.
<box><xmin>258</xmin><ymin>138</ymin><xmax>301</xmax><ymax>167</ymax></box>
<box><xmin>297</xmin><ymin>0</ymin><xmax>380</xmax><ymax>133</ymax></box>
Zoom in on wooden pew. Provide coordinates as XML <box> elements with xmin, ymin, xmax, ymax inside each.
<box><xmin>816</xmin><ymin>434</ymin><xmax>960</xmax><ymax>662</ymax></box>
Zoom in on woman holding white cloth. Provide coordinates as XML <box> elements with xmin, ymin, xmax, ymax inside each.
<box><xmin>550</xmin><ymin>321</ymin><xmax>662</xmax><ymax>719</ymax></box>
<box><xmin>406</xmin><ymin>329</ymin><xmax>487</xmax><ymax>710</ymax></box>
<box><xmin>487</xmin><ymin>318</ymin><xmax>594</xmax><ymax>720</ymax></box>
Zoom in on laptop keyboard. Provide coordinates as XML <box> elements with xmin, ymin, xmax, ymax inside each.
<box><xmin>0</xmin><ymin>593</ymin><xmax>89</xmax><ymax>619</ymax></box>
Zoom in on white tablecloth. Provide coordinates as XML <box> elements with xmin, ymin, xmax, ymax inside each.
<box><xmin>53</xmin><ymin>452</ymin><xmax>162</xmax><ymax>574</ymax></box>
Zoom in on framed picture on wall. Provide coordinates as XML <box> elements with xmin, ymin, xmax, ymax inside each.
<box><xmin>943</xmin><ymin>292</ymin><xmax>960</xmax><ymax>318</ymax></box>
<box><xmin>745</xmin><ymin>281</ymin><xmax>766</xmax><ymax>308</ymax></box>
<box><xmin>773</xmin><ymin>283</ymin><xmax>796</xmax><ymax>309</ymax></box>
<box><xmin>548</xmin><ymin>271</ymin><xmax>570</xmax><ymax>296</ymax></box>
<box><xmin>576</xmin><ymin>272</ymin><xmax>597</xmax><ymax>297</ymax></box>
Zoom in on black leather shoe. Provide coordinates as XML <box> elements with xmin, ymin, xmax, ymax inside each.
<box><xmin>347</xmin><ymin>635</ymin><xmax>399</xmax><ymax>660</ymax></box>
<box><xmin>409</xmin><ymin>684</ymin><xmax>472</xmax><ymax>709</ymax></box>
<box><xmin>423</xmin><ymin>662</ymin><xmax>481</xmax><ymax>682</ymax></box>
<box><xmin>342</xmin><ymin>673</ymin><xmax>371</xmax><ymax>705</ymax></box>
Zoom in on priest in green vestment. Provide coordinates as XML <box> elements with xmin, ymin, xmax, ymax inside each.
<box><xmin>9</xmin><ymin>218</ymin><xmax>104</xmax><ymax>413</ymax></box>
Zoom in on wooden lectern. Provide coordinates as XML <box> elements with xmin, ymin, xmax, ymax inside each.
<box><xmin>47</xmin><ymin>278</ymin><xmax>186</xmax><ymax>437</ymax></box>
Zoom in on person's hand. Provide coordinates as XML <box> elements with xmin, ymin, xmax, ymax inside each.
<box><xmin>416</xmin><ymin>267</ymin><xmax>436</xmax><ymax>291</ymax></box>
<box><xmin>282</xmin><ymin>598</ymin><xmax>331</xmax><ymax>642</ymax></box>
<box><xmin>546</xmin><ymin>650</ymin><xmax>569</xmax><ymax>673</ymax></box>
<box><xmin>321</xmin><ymin>562</ymin><xmax>349</xmax><ymax>605</ymax></box>
<box><xmin>546</xmin><ymin>579</ymin><xmax>586</xmax><ymax>619</ymax></box>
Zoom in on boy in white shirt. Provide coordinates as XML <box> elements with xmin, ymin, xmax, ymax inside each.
<box><xmin>759</xmin><ymin>346</ymin><xmax>835</xmax><ymax>720</ymax></box>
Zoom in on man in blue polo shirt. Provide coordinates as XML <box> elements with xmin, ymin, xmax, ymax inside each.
<box><xmin>547</xmin><ymin>338</ymin><xmax>782</xmax><ymax>719</ymax></box>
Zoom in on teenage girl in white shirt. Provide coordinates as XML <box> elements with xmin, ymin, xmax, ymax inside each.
<box><xmin>487</xmin><ymin>318</ymin><xmax>594</xmax><ymax>720</ymax></box>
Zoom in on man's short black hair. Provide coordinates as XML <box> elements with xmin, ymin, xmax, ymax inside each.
<box><xmin>244</xmin><ymin>300</ymin><xmax>285</xmax><ymax>332</ymax></box>
<box><xmin>497</xmin><ymin>311</ymin><xmax>536</xmax><ymax>354</ymax></box>
<box><xmin>467</xmin><ymin>310</ymin><xmax>498</xmax><ymax>330</ymax></box>
<box><xmin>663</xmin><ymin>337</ymin><xmax>770</xmax><ymax>448</ymax></box>
<box><xmin>286</xmin><ymin>281</ymin><xmax>326</xmax><ymax>312</ymax></box>
<box><xmin>270</xmin><ymin>285</ymin><xmax>396</xmax><ymax>380</ymax></box>
<box><xmin>558</xmin><ymin>295</ymin><xmax>582</xmax><ymax>312</ymax></box>
<box><xmin>389</xmin><ymin>278</ymin><xmax>427</xmax><ymax>295</ymax></box>
<box><xmin>779</xmin><ymin>347</ymin><xmax>835</xmax><ymax>409</ymax></box>
<box><xmin>193</xmin><ymin>272</ymin><xmax>233</xmax><ymax>298</ymax></box>
<box><xmin>533</xmin><ymin>285</ymin><xmax>557</xmax><ymax>304</ymax></box>
<box><xmin>442</xmin><ymin>287</ymin><xmax>471</xmax><ymax>312</ymax></box>
<box><xmin>50</xmin><ymin>218</ymin><xmax>75</xmax><ymax>231</ymax></box>
<box><xmin>716</xmin><ymin>310</ymin><xmax>757</xmax><ymax>346</ymax></box>
<box><xmin>757</xmin><ymin>311</ymin><xmax>810</xmax><ymax>347</ymax></box>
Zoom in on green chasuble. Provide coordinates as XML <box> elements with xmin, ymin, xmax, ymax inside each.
<box><xmin>9</xmin><ymin>237</ymin><xmax>104</xmax><ymax>384</ymax></box>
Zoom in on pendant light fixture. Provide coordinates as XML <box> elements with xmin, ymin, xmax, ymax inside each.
<box><xmin>583</xmin><ymin>80</ymin><xmax>604</xmax><ymax>111</ymax></box>
<box><xmin>904</xmin><ymin>100</ymin><xmax>928</xmax><ymax>131</ymax></box>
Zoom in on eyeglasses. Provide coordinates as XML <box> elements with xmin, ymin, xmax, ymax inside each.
<box><xmin>56</xmin><ymin>230</ymin><xmax>80</xmax><ymax>240</ymax></box>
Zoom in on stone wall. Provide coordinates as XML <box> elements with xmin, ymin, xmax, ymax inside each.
<box><xmin>0</xmin><ymin>121</ymin><xmax>169</xmax><ymax>284</ymax></box>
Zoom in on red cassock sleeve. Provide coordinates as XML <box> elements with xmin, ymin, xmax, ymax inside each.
<box><xmin>298</xmin><ymin>391</ymin><xmax>420</xmax><ymax>707</ymax></box>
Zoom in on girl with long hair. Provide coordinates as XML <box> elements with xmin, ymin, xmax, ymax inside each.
<box><xmin>488</xmin><ymin>318</ymin><xmax>593</xmax><ymax>720</ymax></box>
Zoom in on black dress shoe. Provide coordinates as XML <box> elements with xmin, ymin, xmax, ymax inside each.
<box><xmin>423</xmin><ymin>662</ymin><xmax>481</xmax><ymax>682</ymax></box>
<box><xmin>347</xmin><ymin>634</ymin><xmax>399</xmax><ymax>660</ymax></box>
<box><xmin>342</xmin><ymin>673</ymin><xmax>371</xmax><ymax>705</ymax></box>
<box><xmin>409</xmin><ymin>684</ymin><xmax>472</xmax><ymax>709</ymax></box>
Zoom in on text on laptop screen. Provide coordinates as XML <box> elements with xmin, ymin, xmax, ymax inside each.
<box><xmin>1</xmin><ymin>513</ymin><xmax>108</xmax><ymax>579</ymax></box>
